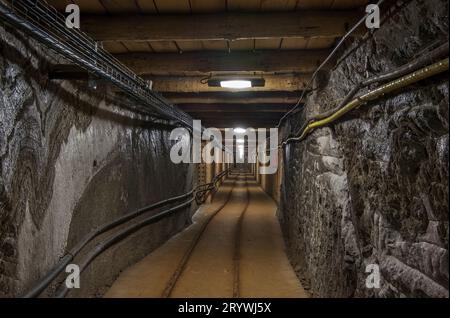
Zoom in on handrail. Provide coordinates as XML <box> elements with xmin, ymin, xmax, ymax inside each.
<box><xmin>22</xmin><ymin>169</ymin><xmax>230</xmax><ymax>298</ymax></box>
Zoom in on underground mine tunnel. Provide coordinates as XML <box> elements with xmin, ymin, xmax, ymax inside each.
<box><xmin>0</xmin><ymin>0</ymin><xmax>448</xmax><ymax>302</ymax></box>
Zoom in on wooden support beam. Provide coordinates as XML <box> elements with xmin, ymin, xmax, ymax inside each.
<box><xmin>179</xmin><ymin>104</ymin><xmax>293</xmax><ymax>113</ymax></box>
<box><xmin>49</xmin><ymin>64</ymin><xmax>311</xmax><ymax>92</ymax></box>
<box><xmin>200</xmin><ymin>119</ymin><xmax>278</xmax><ymax>128</ymax></box>
<box><xmin>166</xmin><ymin>91</ymin><xmax>302</xmax><ymax>98</ymax></box>
<box><xmin>164</xmin><ymin>91</ymin><xmax>302</xmax><ymax>104</ymax></box>
<box><xmin>189</xmin><ymin>112</ymin><xmax>282</xmax><ymax>120</ymax></box>
<box><xmin>115</xmin><ymin>50</ymin><xmax>329</xmax><ymax>75</ymax></box>
<box><xmin>187</xmin><ymin>112</ymin><xmax>283</xmax><ymax>128</ymax></box>
<box><xmin>81</xmin><ymin>11</ymin><xmax>360</xmax><ymax>42</ymax></box>
<box><xmin>170</xmin><ymin>95</ymin><xmax>299</xmax><ymax>104</ymax></box>
<box><xmin>147</xmin><ymin>74</ymin><xmax>311</xmax><ymax>92</ymax></box>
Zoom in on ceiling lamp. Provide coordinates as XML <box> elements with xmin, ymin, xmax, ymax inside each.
<box><xmin>207</xmin><ymin>77</ymin><xmax>265</xmax><ymax>88</ymax></box>
<box><xmin>220</xmin><ymin>80</ymin><xmax>252</xmax><ymax>89</ymax></box>
<box><xmin>233</xmin><ymin>127</ymin><xmax>246</xmax><ymax>134</ymax></box>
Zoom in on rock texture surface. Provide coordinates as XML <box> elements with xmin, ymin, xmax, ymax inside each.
<box><xmin>0</xmin><ymin>26</ymin><xmax>194</xmax><ymax>297</ymax></box>
<box><xmin>279</xmin><ymin>0</ymin><xmax>448</xmax><ymax>298</ymax></box>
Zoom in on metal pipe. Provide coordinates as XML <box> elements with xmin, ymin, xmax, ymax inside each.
<box><xmin>276</xmin><ymin>0</ymin><xmax>386</xmax><ymax>128</ymax></box>
<box><xmin>282</xmin><ymin>58</ymin><xmax>449</xmax><ymax>145</ymax></box>
<box><xmin>285</xmin><ymin>42</ymin><xmax>449</xmax><ymax>143</ymax></box>
<box><xmin>313</xmin><ymin>42</ymin><xmax>449</xmax><ymax>122</ymax></box>
<box><xmin>22</xmin><ymin>169</ymin><xmax>229</xmax><ymax>298</ymax></box>
<box><xmin>0</xmin><ymin>1</ymin><xmax>232</xmax><ymax>297</ymax></box>
<box><xmin>22</xmin><ymin>189</ymin><xmax>194</xmax><ymax>298</ymax></box>
<box><xmin>55</xmin><ymin>170</ymin><xmax>229</xmax><ymax>298</ymax></box>
<box><xmin>55</xmin><ymin>198</ymin><xmax>195</xmax><ymax>298</ymax></box>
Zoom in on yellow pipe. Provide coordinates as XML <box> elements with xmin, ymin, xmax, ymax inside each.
<box><xmin>294</xmin><ymin>58</ymin><xmax>449</xmax><ymax>141</ymax></box>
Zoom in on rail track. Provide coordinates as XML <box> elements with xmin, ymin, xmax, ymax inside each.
<box><xmin>162</xmin><ymin>174</ymin><xmax>250</xmax><ymax>298</ymax></box>
<box><xmin>106</xmin><ymin>172</ymin><xmax>307</xmax><ymax>298</ymax></box>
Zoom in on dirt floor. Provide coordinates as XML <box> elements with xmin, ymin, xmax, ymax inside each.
<box><xmin>105</xmin><ymin>175</ymin><xmax>307</xmax><ymax>298</ymax></box>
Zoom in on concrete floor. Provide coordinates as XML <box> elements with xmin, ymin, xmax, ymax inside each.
<box><xmin>105</xmin><ymin>175</ymin><xmax>307</xmax><ymax>298</ymax></box>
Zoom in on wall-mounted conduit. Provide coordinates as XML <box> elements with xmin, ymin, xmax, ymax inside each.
<box><xmin>282</xmin><ymin>57</ymin><xmax>449</xmax><ymax>146</ymax></box>
<box><xmin>22</xmin><ymin>170</ymin><xmax>229</xmax><ymax>298</ymax></box>
<box><xmin>276</xmin><ymin>0</ymin><xmax>386</xmax><ymax>128</ymax></box>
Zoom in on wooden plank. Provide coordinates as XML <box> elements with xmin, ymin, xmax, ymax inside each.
<box><xmin>148</xmin><ymin>74</ymin><xmax>310</xmax><ymax>92</ymax></box>
<box><xmin>188</xmin><ymin>112</ymin><xmax>284</xmax><ymax>119</ymax></box>
<box><xmin>170</xmin><ymin>96</ymin><xmax>300</xmax><ymax>104</ymax></box>
<box><xmin>307</xmin><ymin>37</ymin><xmax>336</xmax><ymax>49</ymax></box>
<box><xmin>154</xmin><ymin>0</ymin><xmax>191</xmax><ymax>13</ymax></box>
<box><xmin>281</xmin><ymin>37</ymin><xmax>309</xmax><ymax>49</ymax></box>
<box><xmin>260</xmin><ymin>0</ymin><xmax>297</xmax><ymax>11</ymax></box>
<box><xmin>178</xmin><ymin>104</ymin><xmax>293</xmax><ymax>112</ymax></box>
<box><xmin>295</xmin><ymin>0</ymin><xmax>367</xmax><ymax>10</ymax></box>
<box><xmin>102</xmin><ymin>41</ymin><xmax>128</xmax><ymax>54</ymax></box>
<box><xmin>136</xmin><ymin>0</ymin><xmax>158</xmax><ymax>13</ymax></box>
<box><xmin>196</xmin><ymin>119</ymin><xmax>278</xmax><ymax>128</ymax></box>
<box><xmin>331</xmin><ymin>0</ymin><xmax>368</xmax><ymax>9</ymax></box>
<box><xmin>48</xmin><ymin>0</ymin><xmax>72</xmax><ymax>11</ymax></box>
<box><xmin>176</xmin><ymin>41</ymin><xmax>204</xmax><ymax>52</ymax></box>
<box><xmin>121</xmin><ymin>41</ymin><xmax>152</xmax><ymax>52</ymax></box>
<box><xmin>190</xmin><ymin>0</ymin><xmax>226</xmax><ymax>12</ymax></box>
<box><xmin>71</xmin><ymin>0</ymin><xmax>105</xmax><ymax>13</ymax></box>
<box><xmin>229</xmin><ymin>39</ymin><xmax>254</xmax><ymax>51</ymax></box>
<box><xmin>115</xmin><ymin>50</ymin><xmax>329</xmax><ymax>75</ymax></box>
<box><xmin>255</xmin><ymin>39</ymin><xmax>280</xmax><ymax>50</ymax></box>
<box><xmin>163</xmin><ymin>91</ymin><xmax>302</xmax><ymax>104</ymax></box>
<box><xmin>148</xmin><ymin>41</ymin><xmax>179</xmax><ymax>53</ymax></box>
<box><xmin>227</xmin><ymin>0</ymin><xmax>262</xmax><ymax>11</ymax></box>
<box><xmin>295</xmin><ymin>0</ymin><xmax>334</xmax><ymax>9</ymax></box>
<box><xmin>201</xmin><ymin>40</ymin><xmax>228</xmax><ymax>51</ymax></box>
<box><xmin>81</xmin><ymin>10</ymin><xmax>360</xmax><ymax>42</ymax></box>
<box><xmin>99</xmin><ymin>0</ymin><xmax>140</xmax><ymax>13</ymax></box>
<box><xmin>48</xmin><ymin>64</ymin><xmax>311</xmax><ymax>92</ymax></box>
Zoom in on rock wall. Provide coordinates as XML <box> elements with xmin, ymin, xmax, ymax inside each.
<box><xmin>0</xmin><ymin>25</ymin><xmax>194</xmax><ymax>297</ymax></box>
<box><xmin>260</xmin><ymin>171</ymin><xmax>280</xmax><ymax>203</ymax></box>
<box><xmin>279</xmin><ymin>0</ymin><xmax>448</xmax><ymax>298</ymax></box>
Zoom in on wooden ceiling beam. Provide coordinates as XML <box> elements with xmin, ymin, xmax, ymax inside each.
<box><xmin>199</xmin><ymin>119</ymin><xmax>278</xmax><ymax>128</ymax></box>
<box><xmin>115</xmin><ymin>50</ymin><xmax>329</xmax><ymax>75</ymax></box>
<box><xmin>49</xmin><ymin>64</ymin><xmax>311</xmax><ymax>92</ymax></box>
<box><xmin>188</xmin><ymin>112</ymin><xmax>282</xmax><ymax>119</ymax></box>
<box><xmin>164</xmin><ymin>91</ymin><xmax>302</xmax><ymax>104</ymax></box>
<box><xmin>166</xmin><ymin>91</ymin><xmax>302</xmax><ymax>98</ymax></box>
<box><xmin>81</xmin><ymin>11</ymin><xmax>360</xmax><ymax>42</ymax></box>
<box><xmin>146</xmin><ymin>74</ymin><xmax>311</xmax><ymax>92</ymax></box>
<box><xmin>178</xmin><ymin>104</ymin><xmax>293</xmax><ymax>113</ymax></box>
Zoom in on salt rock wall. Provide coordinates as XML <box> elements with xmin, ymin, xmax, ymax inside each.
<box><xmin>279</xmin><ymin>0</ymin><xmax>448</xmax><ymax>298</ymax></box>
<box><xmin>0</xmin><ymin>25</ymin><xmax>194</xmax><ymax>297</ymax></box>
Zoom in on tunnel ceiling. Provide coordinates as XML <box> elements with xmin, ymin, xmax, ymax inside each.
<box><xmin>47</xmin><ymin>0</ymin><xmax>369</xmax><ymax>128</ymax></box>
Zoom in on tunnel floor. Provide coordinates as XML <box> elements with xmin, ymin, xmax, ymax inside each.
<box><xmin>105</xmin><ymin>174</ymin><xmax>307</xmax><ymax>298</ymax></box>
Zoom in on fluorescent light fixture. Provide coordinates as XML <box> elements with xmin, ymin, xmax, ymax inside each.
<box><xmin>233</xmin><ymin>127</ymin><xmax>246</xmax><ymax>134</ymax></box>
<box><xmin>220</xmin><ymin>80</ymin><xmax>252</xmax><ymax>89</ymax></box>
<box><xmin>238</xmin><ymin>145</ymin><xmax>245</xmax><ymax>160</ymax></box>
<box><xmin>208</xmin><ymin>78</ymin><xmax>265</xmax><ymax>88</ymax></box>
<box><xmin>236</xmin><ymin>139</ymin><xmax>245</xmax><ymax>143</ymax></box>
